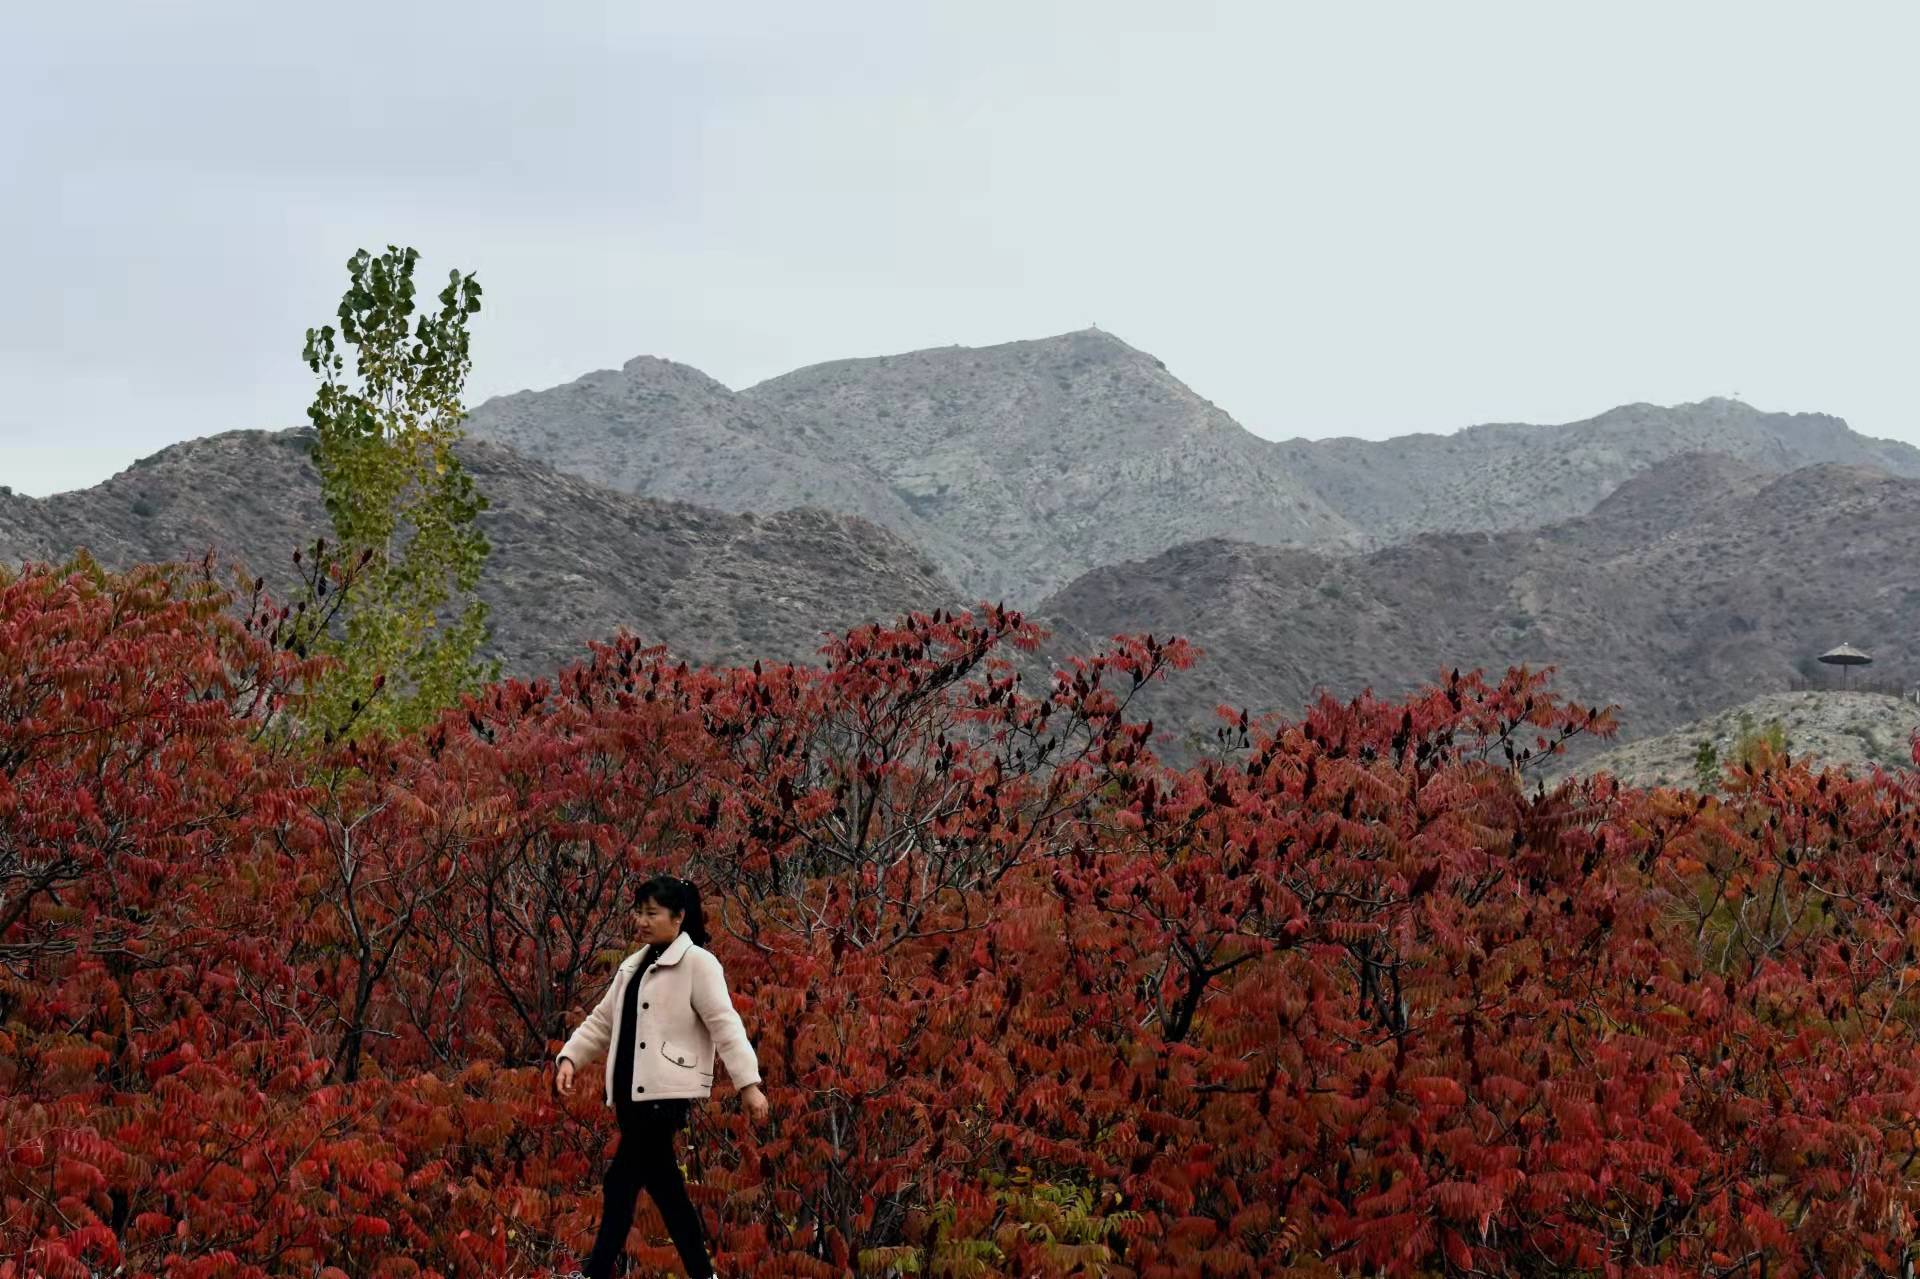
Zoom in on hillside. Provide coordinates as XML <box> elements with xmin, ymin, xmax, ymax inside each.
<box><xmin>462</xmin><ymin>354</ymin><xmax>918</xmax><ymax>533</ymax></box>
<box><xmin>1035</xmin><ymin>453</ymin><xmax>1920</xmax><ymax>754</ymax></box>
<box><xmin>1272</xmin><ymin>396</ymin><xmax>1920</xmax><ymax>548</ymax></box>
<box><xmin>28</xmin><ymin>431</ymin><xmax>1885</xmax><ymax>765</ymax></box>
<box><xmin>464</xmin><ymin>332</ymin><xmax>1920</xmax><ymax>605</ymax></box>
<box><xmin>742</xmin><ymin>329</ymin><xmax>1361</xmax><ymax>601</ymax></box>
<box><xmin>471</xmin><ymin>330</ymin><xmax>1364</xmax><ymax>603</ymax></box>
<box><xmin>1560</xmin><ymin>690</ymin><xmax>1920</xmax><ymax>789</ymax></box>
<box><xmin>0</xmin><ymin>429</ymin><xmax>961</xmax><ymax>674</ymax></box>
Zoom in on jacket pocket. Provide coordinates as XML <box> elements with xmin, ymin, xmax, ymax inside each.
<box><xmin>659</xmin><ymin>1039</ymin><xmax>700</xmax><ymax>1071</ymax></box>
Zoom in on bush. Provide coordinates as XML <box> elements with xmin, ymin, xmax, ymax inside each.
<box><xmin>17</xmin><ymin>567</ymin><xmax>1920</xmax><ymax>1277</ymax></box>
<box><xmin>1732</xmin><ymin>709</ymin><xmax>1789</xmax><ymax>766</ymax></box>
<box><xmin>1694</xmin><ymin>737</ymin><xmax>1719</xmax><ymax>791</ymax></box>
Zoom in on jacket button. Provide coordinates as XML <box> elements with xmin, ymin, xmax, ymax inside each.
<box><xmin>641</xmin><ymin>1002</ymin><xmax>648</xmax><ymax>1009</ymax></box>
<box><xmin>637</xmin><ymin>1086</ymin><xmax>645</xmax><ymax>1093</ymax></box>
<box><xmin>638</xmin><ymin>1042</ymin><xmax>645</xmax><ymax>1049</ymax></box>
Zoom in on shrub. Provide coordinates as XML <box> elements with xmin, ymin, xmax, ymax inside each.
<box><xmin>18</xmin><ymin>568</ymin><xmax>1920</xmax><ymax>1277</ymax></box>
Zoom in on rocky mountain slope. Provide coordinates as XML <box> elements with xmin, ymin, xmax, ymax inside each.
<box><xmin>469</xmin><ymin>330</ymin><xmax>1364</xmax><ymax>603</ymax></box>
<box><xmin>463</xmin><ymin>355</ymin><xmax>918</xmax><ymax>534</ymax></box>
<box><xmin>1559</xmin><ymin>690</ymin><xmax>1920</xmax><ymax>789</ymax></box>
<box><xmin>1271</xmin><ymin>397</ymin><xmax>1920</xmax><ymax>548</ymax></box>
<box><xmin>13</xmin><ymin>428</ymin><xmax>1915</xmax><ymax>767</ymax></box>
<box><xmin>1035</xmin><ymin>453</ymin><xmax>1920</xmax><ymax>755</ymax></box>
<box><xmin>464</xmin><ymin>330</ymin><xmax>1920</xmax><ymax>609</ymax></box>
<box><xmin>740</xmin><ymin>329</ymin><xmax>1361</xmax><ymax>601</ymax></box>
<box><xmin>0</xmin><ymin>429</ymin><xmax>960</xmax><ymax>675</ymax></box>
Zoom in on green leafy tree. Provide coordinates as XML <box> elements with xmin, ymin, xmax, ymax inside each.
<box><xmin>299</xmin><ymin>245</ymin><xmax>496</xmax><ymax>740</ymax></box>
<box><xmin>1693</xmin><ymin>737</ymin><xmax>1719</xmax><ymax>792</ymax></box>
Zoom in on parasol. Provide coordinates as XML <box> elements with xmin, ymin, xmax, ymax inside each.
<box><xmin>1817</xmin><ymin>643</ymin><xmax>1872</xmax><ymax>688</ymax></box>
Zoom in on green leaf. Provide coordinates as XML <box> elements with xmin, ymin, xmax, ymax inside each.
<box><xmin>297</xmin><ymin>243</ymin><xmax>493</xmax><ymax>743</ymax></box>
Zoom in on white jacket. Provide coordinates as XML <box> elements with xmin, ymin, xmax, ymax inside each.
<box><xmin>558</xmin><ymin>930</ymin><xmax>762</xmax><ymax>1105</ymax></box>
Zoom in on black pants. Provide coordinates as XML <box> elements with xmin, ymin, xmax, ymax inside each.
<box><xmin>583</xmin><ymin>1097</ymin><xmax>712</xmax><ymax>1279</ymax></box>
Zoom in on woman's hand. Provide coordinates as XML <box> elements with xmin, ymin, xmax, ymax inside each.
<box><xmin>556</xmin><ymin>1057</ymin><xmax>576</xmax><ymax>1096</ymax></box>
<box><xmin>740</xmin><ymin>1083</ymin><xmax>769</xmax><ymax>1124</ymax></box>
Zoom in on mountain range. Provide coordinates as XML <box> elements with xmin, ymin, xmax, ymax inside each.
<box><xmin>466</xmin><ymin>329</ymin><xmax>1920</xmax><ymax>603</ymax></box>
<box><xmin>7</xmin><ymin>328</ymin><xmax>1917</xmax><ymax>760</ymax></box>
<box><xmin>1037</xmin><ymin>452</ymin><xmax>1920</xmax><ymax>753</ymax></box>
<box><xmin>0</xmin><ymin>429</ymin><xmax>957</xmax><ymax>673</ymax></box>
<box><xmin>466</xmin><ymin>329</ymin><xmax>1360</xmax><ymax>604</ymax></box>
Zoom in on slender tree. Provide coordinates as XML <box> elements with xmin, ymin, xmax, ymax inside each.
<box><xmin>299</xmin><ymin>245</ymin><xmax>494</xmax><ymax>741</ymax></box>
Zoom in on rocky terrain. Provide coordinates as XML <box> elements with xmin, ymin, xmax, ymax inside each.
<box><xmin>1559</xmin><ymin>689</ymin><xmax>1920</xmax><ymax>789</ymax></box>
<box><xmin>463</xmin><ymin>355</ymin><xmax>918</xmax><ymax>537</ymax></box>
<box><xmin>15</xmin><ymin>324</ymin><xmax>1920</xmax><ymax>768</ymax></box>
<box><xmin>11</xmin><ymin>431</ymin><xmax>1915</xmax><ymax>768</ymax></box>
<box><xmin>1034</xmin><ymin>453</ymin><xmax>1920</xmax><ymax>756</ymax></box>
<box><xmin>0</xmin><ymin>429</ymin><xmax>961</xmax><ymax>675</ymax></box>
<box><xmin>465</xmin><ymin>328</ymin><xmax>1920</xmax><ymax>605</ymax></box>
<box><xmin>740</xmin><ymin>329</ymin><xmax>1360</xmax><ymax>602</ymax></box>
<box><xmin>1270</xmin><ymin>397</ymin><xmax>1920</xmax><ymax>549</ymax></box>
<box><xmin>470</xmin><ymin>329</ymin><xmax>1364</xmax><ymax>603</ymax></box>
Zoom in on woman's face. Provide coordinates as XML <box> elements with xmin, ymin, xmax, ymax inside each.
<box><xmin>635</xmin><ymin>897</ymin><xmax>684</xmax><ymax>946</ymax></box>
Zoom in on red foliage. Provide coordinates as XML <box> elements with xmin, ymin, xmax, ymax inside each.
<box><xmin>8</xmin><ymin>559</ymin><xmax>1920</xmax><ymax>1277</ymax></box>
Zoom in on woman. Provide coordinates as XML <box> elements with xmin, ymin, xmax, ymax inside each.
<box><xmin>556</xmin><ymin>875</ymin><xmax>770</xmax><ymax>1279</ymax></box>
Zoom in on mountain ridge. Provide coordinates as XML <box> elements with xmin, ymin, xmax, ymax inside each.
<box><xmin>10</xmin><ymin>428</ymin><xmax>1917</xmax><ymax>765</ymax></box>
<box><xmin>16</xmin><ymin>326</ymin><xmax>1920</xmax><ymax>764</ymax></box>
<box><xmin>738</xmin><ymin>327</ymin><xmax>1361</xmax><ymax>601</ymax></box>
<box><xmin>1269</xmin><ymin>394</ymin><xmax>1920</xmax><ymax>549</ymax></box>
<box><xmin>1033</xmin><ymin>454</ymin><xmax>1920</xmax><ymax>753</ymax></box>
<box><xmin>464</xmin><ymin>328</ymin><xmax>1920</xmax><ymax>603</ymax></box>
<box><xmin>0</xmin><ymin>428</ymin><xmax>961</xmax><ymax>675</ymax></box>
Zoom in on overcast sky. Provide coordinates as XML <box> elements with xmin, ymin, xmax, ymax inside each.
<box><xmin>5</xmin><ymin>1</ymin><xmax>1916</xmax><ymax>496</ymax></box>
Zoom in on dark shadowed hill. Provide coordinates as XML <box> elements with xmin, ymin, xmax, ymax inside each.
<box><xmin>1035</xmin><ymin>453</ymin><xmax>1920</xmax><ymax>755</ymax></box>
<box><xmin>0</xmin><ymin>428</ymin><xmax>962</xmax><ymax>675</ymax></box>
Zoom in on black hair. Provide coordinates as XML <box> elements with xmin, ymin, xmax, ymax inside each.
<box><xmin>635</xmin><ymin>874</ymin><xmax>709</xmax><ymax>946</ymax></box>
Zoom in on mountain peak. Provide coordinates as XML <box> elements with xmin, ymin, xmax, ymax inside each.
<box><xmin>1039</xmin><ymin>325</ymin><xmax>1143</xmax><ymax>350</ymax></box>
<box><xmin>737</xmin><ymin>328</ymin><xmax>1357</xmax><ymax>600</ymax></box>
<box><xmin>617</xmin><ymin>353</ymin><xmax>732</xmax><ymax>393</ymax></box>
<box><xmin>1000</xmin><ymin>327</ymin><xmax>1163</xmax><ymax>369</ymax></box>
<box><xmin>0</xmin><ymin>427</ymin><xmax>958</xmax><ymax>677</ymax></box>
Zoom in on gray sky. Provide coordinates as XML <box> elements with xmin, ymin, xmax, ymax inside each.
<box><xmin>6</xmin><ymin>1</ymin><xmax>1916</xmax><ymax>497</ymax></box>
